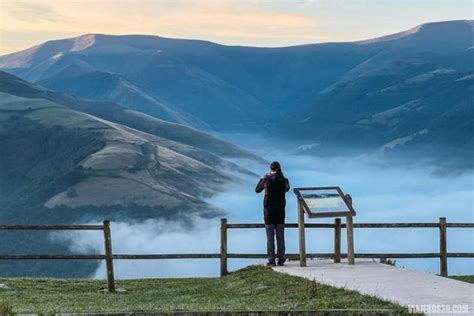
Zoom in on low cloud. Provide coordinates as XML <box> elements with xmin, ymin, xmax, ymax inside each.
<box><xmin>58</xmin><ymin>152</ymin><xmax>473</xmax><ymax>278</ymax></box>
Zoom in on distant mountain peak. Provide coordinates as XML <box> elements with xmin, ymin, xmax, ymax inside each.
<box><xmin>359</xmin><ymin>19</ymin><xmax>473</xmax><ymax>45</ymax></box>
<box><xmin>70</xmin><ymin>33</ymin><xmax>97</xmax><ymax>52</ymax></box>
<box><xmin>0</xmin><ymin>20</ymin><xmax>472</xmax><ymax>140</ymax></box>
<box><xmin>1</xmin><ymin>19</ymin><xmax>472</xmax><ymax>70</ymax></box>
<box><xmin>359</xmin><ymin>24</ymin><xmax>422</xmax><ymax>44</ymax></box>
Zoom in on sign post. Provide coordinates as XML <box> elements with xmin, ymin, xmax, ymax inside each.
<box><xmin>294</xmin><ymin>186</ymin><xmax>356</xmax><ymax>267</ymax></box>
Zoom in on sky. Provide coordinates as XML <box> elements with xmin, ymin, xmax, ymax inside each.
<box><xmin>0</xmin><ymin>0</ymin><xmax>472</xmax><ymax>54</ymax></box>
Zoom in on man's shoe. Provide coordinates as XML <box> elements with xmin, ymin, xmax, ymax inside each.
<box><xmin>266</xmin><ymin>261</ymin><xmax>276</xmax><ymax>267</ymax></box>
<box><xmin>277</xmin><ymin>261</ymin><xmax>285</xmax><ymax>266</ymax></box>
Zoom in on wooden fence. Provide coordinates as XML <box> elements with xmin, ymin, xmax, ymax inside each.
<box><xmin>221</xmin><ymin>217</ymin><xmax>474</xmax><ymax>277</ymax></box>
<box><xmin>0</xmin><ymin>217</ymin><xmax>473</xmax><ymax>293</ymax></box>
<box><xmin>0</xmin><ymin>220</ymin><xmax>116</xmax><ymax>292</ymax></box>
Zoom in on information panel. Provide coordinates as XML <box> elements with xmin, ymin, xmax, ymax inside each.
<box><xmin>294</xmin><ymin>186</ymin><xmax>355</xmax><ymax>218</ymax></box>
<box><xmin>301</xmin><ymin>189</ymin><xmax>349</xmax><ymax>213</ymax></box>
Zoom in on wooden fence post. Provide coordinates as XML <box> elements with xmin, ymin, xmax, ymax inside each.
<box><xmin>346</xmin><ymin>215</ymin><xmax>355</xmax><ymax>265</ymax></box>
<box><xmin>220</xmin><ymin>218</ymin><xmax>228</xmax><ymax>277</ymax></box>
<box><xmin>345</xmin><ymin>194</ymin><xmax>355</xmax><ymax>265</ymax></box>
<box><xmin>103</xmin><ymin>220</ymin><xmax>115</xmax><ymax>292</ymax></box>
<box><xmin>439</xmin><ymin>217</ymin><xmax>448</xmax><ymax>277</ymax></box>
<box><xmin>334</xmin><ymin>218</ymin><xmax>341</xmax><ymax>263</ymax></box>
<box><xmin>298</xmin><ymin>200</ymin><xmax>307</xmax><ymax>267</ymax></box>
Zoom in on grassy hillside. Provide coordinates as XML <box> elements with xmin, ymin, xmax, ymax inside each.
<box><xmin>0</xmin><ymin>71</ymin><xmax>265</xmax><ymax>278</ymax></box>
<box><xmin>0</xmin><ymin>266</ymin><xmax>408</xmax><ymax>314</ymax></box>
<box><xmin>0</xmin><ymin>90</ymin><xmax>247</xmax><ymax>211</ymax></box>
<box><xmin>0</xmin><ymin>71</ymin><xmax>263</xmax><ymax>212</ymax></box>
<box><xmin>0</xmin><ymin>71</ymin><xmax>264</xmax><ymax>164</ymax></box>
<box><xmin>449</xmin><ymin>275</ymin><xmax>474</xmax><ymax>283</ymax></box>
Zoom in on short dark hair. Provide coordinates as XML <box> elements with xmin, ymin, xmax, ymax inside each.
<box><xmin>270</xmin><ymin>161</ymin><xmax>281</xmax><ymax>171</ymax></box>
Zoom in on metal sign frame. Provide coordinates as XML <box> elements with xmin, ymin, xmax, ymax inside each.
<box><xmin>293</xmin><ymin>186</ymin><xmax>356</xmax><ymax>218</ymax></box>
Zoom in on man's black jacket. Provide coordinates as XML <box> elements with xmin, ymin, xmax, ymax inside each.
<box><xmin>255</xmin><ymin>171</ymin><xmax>290</xmax><ymax>224</ymax></box>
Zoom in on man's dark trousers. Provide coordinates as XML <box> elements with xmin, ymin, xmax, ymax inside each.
<box><xmin>265</xmin><ymin>224</ymin><xmax>285</xmax><ymax>263</ymax></box>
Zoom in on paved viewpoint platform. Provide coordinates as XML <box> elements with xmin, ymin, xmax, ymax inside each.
<box><xmin>274</xmin><ymin>259</ymin><xmax>474</xmax><ymax>313</ymax></box>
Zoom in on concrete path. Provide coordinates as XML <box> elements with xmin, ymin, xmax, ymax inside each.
<box><xmin>274</xmin><ymin>259</ymin><xmax>474</xmax><ymax>314</ymax></box>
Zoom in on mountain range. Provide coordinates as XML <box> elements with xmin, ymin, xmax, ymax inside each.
<box><xmin>0</xmin><ymin>20</ymin><xmax>472</xmax><ymax>171</ymax></box>
<box><xmin>0</xmin><ymin>71</ymin><xmax>268</xmax><ymax>276</ymax></box>
<box><xmin>0</xmin><ymin>71</ymin><xmax>263</xmax><ymax>218</ymax></box>
<box><xmin>0</xmin><ymin>19</ymin><xmax>472</xmax><ymax>277</ymax></box>
<box><xmin>0</xmin><ymin>20</ymin><xmax>472</xmax><ymax>215</ymax></box>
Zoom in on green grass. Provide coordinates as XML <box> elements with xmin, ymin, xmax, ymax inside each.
<box><xmin>449</xmin><ymin>275</ymin><xmax>474</xmax><ymax>283</ymax></box>
<box><xmin>0</xmin><ymin>265</ymin><xmax>407</xmax><ymax>314</ymax></box>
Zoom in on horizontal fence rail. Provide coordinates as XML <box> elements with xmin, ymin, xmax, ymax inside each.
<box><xmin>0</xmin><ymin>220</ymin><xmax>116</xmax><ymax>293</ymax></box>
<box><xmin>227</xmin><ymin>223</ymin><xmax>474</xmax><ymax>228</ymax></box>
<box><xmin>224</xmin><ymin>253</ymin><xmax>474</xmax><ymax>259</ymax></box>
<box><xmin>5</xmin><ymin>253</ymin><xmax>472</xmax><ymax>260</ymax></box>
<box><xmin>112</xmin><ymin>254</ymin><xmax>221</xmax><ymax>259</ymax></box>
<box><xmin>0</xmin><ymin>255</ymin><xmax>107</xmax><ymax>260</ymax></box>
<box><xmin>220</xmin><ymin>217</ymin><xmax>474</xmax><ymax>277</ymax></box>
<box><xmin>0</xmin><ymin>225</ymin><xmax>104</xmax><ymax>230</ymax></box>
<box><xmin>1</xmin><ymin>217</ymin><xmax>473</xmax><ymax>293</ymax></box>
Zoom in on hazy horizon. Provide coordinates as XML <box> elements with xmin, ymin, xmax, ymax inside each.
<box><xmin>1</xmin><ymin>0</ymin><xmax>472</xmax><ymax>54</ymax></box>
<box><xmin>1</xmin><ymin>18</ymin><xmax>472</xmax><ymax>56</ymax></box>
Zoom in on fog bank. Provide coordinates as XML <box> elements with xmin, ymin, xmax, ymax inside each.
<box><xmin>59</xmin><ymin>149</ymin><xmax>474</xmax><ymax>279</ymax></box>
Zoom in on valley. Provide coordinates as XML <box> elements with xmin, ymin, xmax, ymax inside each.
<box><xmin>0</xmin><ymin>19</ymin><xmax>472</xmax><ymax>277</ymax></box>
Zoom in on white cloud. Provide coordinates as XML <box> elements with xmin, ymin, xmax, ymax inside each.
<box><xmin>56</xmin><ymin>152</ymin><xmax>474</xmax><ymax>279</ymax></box>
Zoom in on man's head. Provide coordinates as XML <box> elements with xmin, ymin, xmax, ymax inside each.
<box><xmin>269</xmin><ymin>161</ymin><xmax>281</xmax><ymax>173</ymax></box>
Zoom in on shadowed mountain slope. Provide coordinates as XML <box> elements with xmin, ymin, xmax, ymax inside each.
<box><xmin>0</xmin><ymin>71</ymin><xmax>262</xmax><ymax>213</ymax></box>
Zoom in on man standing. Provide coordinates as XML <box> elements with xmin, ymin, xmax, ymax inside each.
<box><xmin>255</xmin><ymin>161</ymin><xmax>290</xmax><ymax>266</ymax></box>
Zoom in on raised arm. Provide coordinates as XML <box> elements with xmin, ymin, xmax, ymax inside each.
<box><xmin>255</xmin><ymin>177</ymin><xmax>266</xmax><ymax>193</ymax></box>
